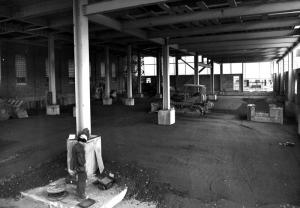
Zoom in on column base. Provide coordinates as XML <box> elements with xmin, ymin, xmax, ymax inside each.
<box><xmin>102</xmin><ymin>98</ymin><xmax>112</xmax><ymax>105</ymax></box>
<box><xmin>158</xmin><ymin>108</ymin><xmax>175</xmax><ymax>125</ymax></box>
<box><xmin>46</xmin><ymin>105</ymin><xmax>60</xmax><ymax>115</ymax></box>
<box><xmin>208</xmin><ymin>94</ymin><xmax>218</xmax><ymax>101</ymax></box>
<box><xmin>155</xmin><ymin>94</ymin><xmax>162</xmax><ymax>99</ymax></box>
<box><xmin>123</xmin><ymin>98</ymin><xmax>135</xmax><ymax>106</ymax></box>
<box><xmin>135</xmin><ymin>93</ymin><xmax>144</xmax><ymax>98</ymax></box>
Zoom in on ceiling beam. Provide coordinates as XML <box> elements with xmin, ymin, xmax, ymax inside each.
<box><xmin>149</xmin><ymin>17</ymin><xmax>300</xmax><ymax>38</ymax></box>
<box><xmin>123</xmin><ymin>1</ymin><xmax>300</xmax><ymax>29</ymax></box>
<box><xmin>170</xmin><ymin>30</ymin><xmax>299</xmax><ymax>44</ymax></box>
<box><xmin>88</xmin><ymin>14</ymin><xmax>193</xmax><ymax>55</ymax></box>
<box><xmin>13</xmin><ymin>0</ymin><xmax>72</xmax><ymax>19</ymax></box>
<box><xmin>180</xmin><ymin>38</ymin><xmax>297</xmax><ymax>49</ymax></box>
<box><xmin>84</xmin><ymin>0</ymin><xmax>166</xmax><ymax>16</ymax></box>
<box><xmin>188</xmin><ymin>43</ymin><xmax>292</xmax><ymax>51</ymax></box>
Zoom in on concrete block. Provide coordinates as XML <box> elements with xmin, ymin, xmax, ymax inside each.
<box><xmin>208</xmin><ymin>94</ymin><xmax>217</xmax><ymax>101</ymax></box>
<box><xmin>247</xmin><ymin>104</ymin><xmax>256</xmax><ymax>121</ymax></box>
<box><xmin>158</xmin><ymin>108</ymin><xmax>175</xmax><ymax>125</ymax></box>
<box><xmin>269</xmin><ymin>107</ymin><xmax>283</xmax><ymax>124</ymax></box>
<box><xmin>67</xmin><ymin>135</ymin><xmax>104</xmax><ymax>177</ymax></box>
<box><xmin>46</xmin><ymin>105</ymin><xmax>60</xmax><ymax>115</ymax></box>
<box><xmin>102</xmin><ymin>98</ymin><xmax>112</xmax><ymax>105</ymax></box>
<box><xmin>123</xmin><ymin>98</ymin><xmax>135</xmax><ymax>106</ymax></box>
<box><xmin>135</xmin><ymin>93</ymin><xmax>144</xmax><ymax>98</ymax></box>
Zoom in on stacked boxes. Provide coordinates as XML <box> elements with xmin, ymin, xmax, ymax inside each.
<box><xmin>247</xmin><ymin>103</ymin><xmax>283</xmax><ymax>124</ymax></box>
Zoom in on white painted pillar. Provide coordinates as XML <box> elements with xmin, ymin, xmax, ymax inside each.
<box><xmin>124</xmin><ymin>45</ymin><xmax>134</xmax><ymax>105</ymax></box>
<box><xmin>103</xmin><ymin>46</ymin><xmax>112</xmax><ymax>105</ymax></box>
<box><xmin>158</xmin><ymin>39</ymin><xmax>175</xmax><ymax>125</ymax></box>
<box><xmin>73</xmin><ymin>0</ymin><xmax>91</xmax><ymax>133</ymax></box>
<box><xmin>162</xmin><ymin>42</ymin><xmax>170</xmax><ymax>110</ymax></box>
<box><xmin>48</xmin><ymin>35</ymin><xmax>56</xmax><ymax>105</ymax></box>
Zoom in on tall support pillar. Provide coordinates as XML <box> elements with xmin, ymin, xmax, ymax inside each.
<box><xmin>175</xmin><ymin>56</ymin><xmax>179</xmax><ymax>90</ymax></box>
<box><xmin>124</xmin><ymin>45</ymin><xmax>134</xmax><ymax>105</ymax></box>
<box><xmin>220</xmin><ymin>63</ymin><xmax>223</xmax><ymax>93</ymax></box>
<box><xmin>156</xmin><ymin>50</ymin><xmax>162</xmax><ymax>98</ymax></box>
<box><xmin>241</xmin><ymin>63</ymin><xmax>244</xmax><ymax>92</ymax></box>
<box><xmin>158</xmin><ymin>39</ymin><xmax>175</xmax><ymax>125</ymax></box>
<box><xmin>103</xmin><ymin>46</ymin><xmax>112</xmax><ymax>105</ymax></box>
<box><xmin>194</xmin><ymin>53</ymin><xmax>199</xmax><ymax>86</ymax></box>
<box><xmin>136</xmin><ymin>52</ymin><xmax>144</xmax><ymax>98</ymax></box>
<box><xmin>210</xmin><ymin>61</ymin><xmax>215</xmax><ymax>94</ymax></box>
<box><xmin>73</xmin><ymin>0</ymin><xmax>91</xmax><ymax>133</ymax></box>
<box><xmin>46</xmin><ymin>35</ymin><xmax>60</xmax><ymax>115</ymax></box>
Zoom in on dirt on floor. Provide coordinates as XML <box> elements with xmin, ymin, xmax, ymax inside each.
<box><xmin>0</xmin><ymin>97</ymin><xmax>299</xmax><ymax>208</ymax></box>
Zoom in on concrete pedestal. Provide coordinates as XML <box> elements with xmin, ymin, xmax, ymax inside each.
<box><xmin>208</xmin><ymin>94</ymin><xmax>218</xmax><ymax>101</ymax></box>
<box><xmin>135</xmin><ymin>93</ymin><xmax>144</xmax><ymax>98</ymax></box>
<box><xmin>46</xmin><ymin>105</ymin><xmax>60</xmax><ymax>115</ymax></box>
<box><xmin>123</xmin><ymin>98</ymin><xmax>135</xmax><ymax>106</ymax></box>
<box><xmin>158</xmin><ymin>108</ymin><xmax>175</xmax><ymax>125</ymax></box>
<box><xmin>155</xmin><ymin>94</ymin><xmax>162</xmax><ymax>99</ymax></box>
<box><xmin>102</xmin><ymin>98</ymin><xmax>112</xmax><ymax>105</ymax></box>
<box><xmin>67</xmin><ymin>135</ymin><xmax>104</xmax><ymax>177</ymax></box>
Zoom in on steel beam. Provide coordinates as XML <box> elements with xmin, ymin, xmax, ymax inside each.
<box><xmin>84</xmin><ymin>0</ymin><xmax>166</xmax><ymax>16</ymax></box>
<box><xmin>170</xmin><ymin>31</ymin><xmax>299</xmax><ymax>45</ymax></box>
<box><xmin>123</xmin><ymin>1</ymin><xmax>300</xmax><ymax>28</ymax></box>
<box><xmin>148</xmin><ymin>18</ymin><xmax>300</xmax><ymax>38</ymax></box>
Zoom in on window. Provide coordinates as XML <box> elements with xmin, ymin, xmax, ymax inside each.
<box><xmin>112</xmin><ymin>63</ymin><xmax>116</xmax><ymax>78</ymax></box>
<box><xmin>169</xmin><ymin>57</ymin><xmax>176</xmax><ymax>75</ymax></box>
<box><xmin>142</xmin><ymin>57</ymin><xmax>156</xmax><ymax>76</ymax></box>
<box><xmin>231</xmin><ymin>63</ymin><xmax>242</xmax><ymax>74</ymax></box>
<box><xmin>178</xmin><ymin>56</ymin><xmax>194</xmax><ymax>75</ymax></box>
<box><xmin>15</xmin><ymin>55</ymin><xmax>27</xmax><ymax>85</ymax></box>
<box><xmin>293</xmin><ymin>44</ymin><xmax>300</xmax><ymax>69</ymax></box>
<box><xmin>223</xmin><ymin>63</ymin><xmax>231</xmax><ymax>74</ymax></box>
<box><xmin>213</xmin><ymin>63</ymin><xmax>220</xmax><ymax>74</ymax></box>
<box><xmin>68</xmin><ymin>59</ymin><xmax>75</xmax><ymax>83</ymax></box>
<box><xmin>284</xmin><ymin>56</ymin><xmax>288</xmax><ymax>72</ymax></box>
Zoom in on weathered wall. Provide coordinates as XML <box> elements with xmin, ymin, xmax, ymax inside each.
<box><xmin>0</xmin><ymin>41</ymin><xmax>124</xmax><ymax>108</ymax></box>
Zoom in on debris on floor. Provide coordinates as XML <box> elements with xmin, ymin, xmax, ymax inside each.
<box><xmin>0</xmin><ymin>98</ymin><xmax>28</xmax><ymax>121</ymax></box>
<box><xmin>279</xmin><ymin>141</ymin><xmax>295</xmax><ymax>147</ymax></box>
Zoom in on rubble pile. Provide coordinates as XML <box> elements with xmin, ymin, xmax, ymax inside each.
<box><xmin>0</xmin><ymin>98</ymin><xmax>28</xmax><ymax>121</ymax></box>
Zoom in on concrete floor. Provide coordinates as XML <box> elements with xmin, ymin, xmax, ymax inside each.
<box><xmin>0</xmin><ymin>99</ymin><xmax>299</xmax><ymax>207</ymax></box>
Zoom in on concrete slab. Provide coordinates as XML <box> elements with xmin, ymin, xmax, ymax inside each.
<box><xmin>103</xmin><ymin>98</ymin><xmax>113</xmax><ymax>105</ymax></box>
<box><xmin>158</xmin><ymin>108</ymin><xmax>175</xmax><ymax>125</ymax></box>
<box><xmin>21</xmin><ymin>178</ymin><xmax>127</xmax><ymax>208</ymax></box>
<box><xmin>123</xmin><ymin>98</ymin><xmax>134</xmax><ymax>106</ymax></box>
<box><xmin>46</xmin><ymin>105</ymin><xmax>60</xmax><ymax>115</ymax></box>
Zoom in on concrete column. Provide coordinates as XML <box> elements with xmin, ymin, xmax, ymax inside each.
<box><xmin>156</xmin><ymin>50</ymin><xmax>162</xmax><ymax>98</ymax></box>
<box><xmin>175</xmin><ymin>56</ymin><xmax>179</xmax><ymax>91</ymax></box>
<box><xmin>124</xmin><ymin>45</ymin><xmax>134</xmax><ymax>105</ymax></box>
<box><xmin>194</xmin><ymin>53</ymin><xmax>199</xmax><ymax>89</ymax></box>
<box><xmin>210</xmin><ymin>61</ymin><xmax>215</xmax><ymax>94</ymax></box>
<box><xmin>241</xmin><ymin>63</ymin><xmax>244</xmax><ymax>92</ymax></box>
<box><xmin>73</xmin><ymin>0</ymin><xmax>91</xmax><ymax>133</ymax></box>
<box><xmin>103</xmin><ymin>46</ymin><xmax>112</xmax><ymax>105</ymax></box>
<box><xmin>136</xmin><ymin>52</ymin><xmax>144</xmax><ymax>98</ymax></box>
<box><xmin>158</xmin><ymin>39</ymin><xmax>175</xmax><ymax>125</ymax></box>
<box><xmin>220</xmin><ymin>63</ymin><xmax>223</xmax><ymax>92</ymax></box>
<box><xmin>46</xmin><ymin>35</ymin><xmax>60</xmax><ymax>115</ymax></box>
